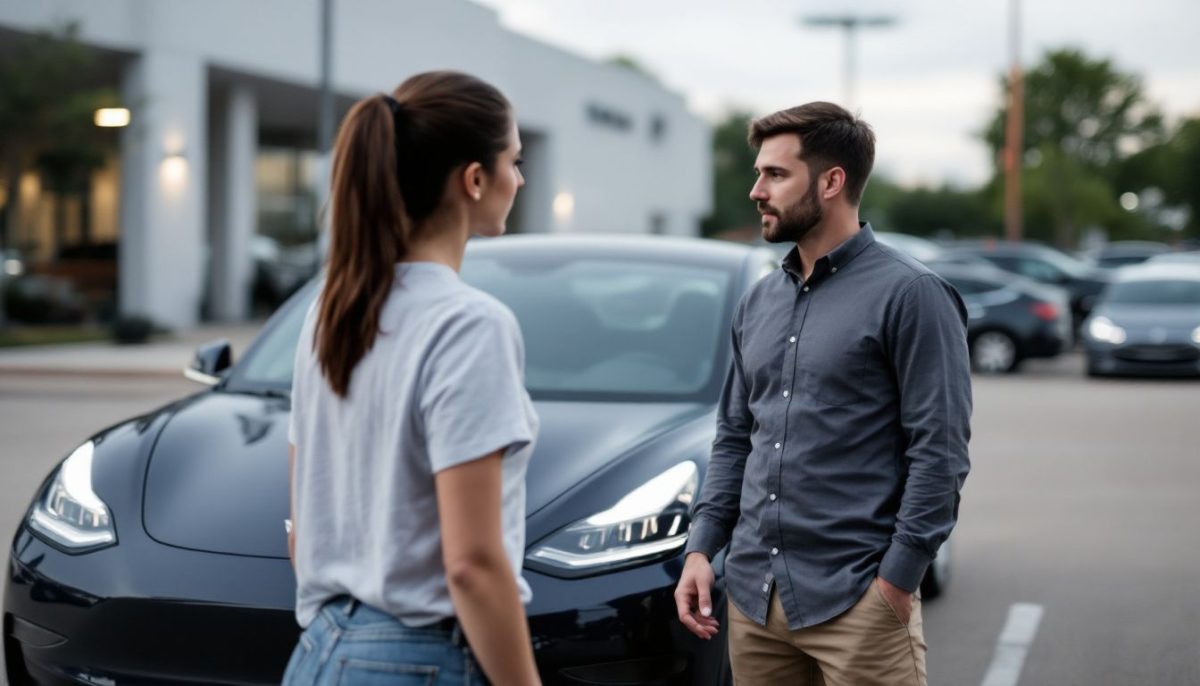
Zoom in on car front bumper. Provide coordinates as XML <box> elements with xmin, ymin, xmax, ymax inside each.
<box><xmin>1086</xmin><ymin>343</ymin><xmax>1200</xmax><ymax>377</ymax></box>
<box><xmin>6</xmin><ymin>528</ymin><xmax>728</xmax><ymax>686</ymax></box>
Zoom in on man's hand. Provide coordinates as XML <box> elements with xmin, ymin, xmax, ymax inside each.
<box><xmin>875</xmin><ymin>576</ymin><xmax>914</xmax><ymax>625</ymax></box>
<box><xmin>675</xmin><ymin>552</ymin><xmax>720</xmax><ymax>640</ymax></box>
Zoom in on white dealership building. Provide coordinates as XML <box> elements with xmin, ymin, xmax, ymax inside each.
<box><xmin>0</xmin><ymin>1</ymin><xmax>711</xmax><ymax>326</ymax></box>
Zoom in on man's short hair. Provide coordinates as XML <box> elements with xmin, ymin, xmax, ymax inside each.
<box><xmin>748</xmin><ymin>102</ymin><xmax>876</xmax><ymax>205</ymax></box>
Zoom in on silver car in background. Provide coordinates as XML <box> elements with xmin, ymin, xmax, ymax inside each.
<box><xmin>1082</xmin><ymin>263</ymin><xmax>1200</xmax><ymax>377</ymax></box>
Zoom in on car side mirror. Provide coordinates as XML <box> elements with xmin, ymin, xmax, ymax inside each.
<box><xmin>184</xmin><ymin>339</ymin><xmax>233</xmax><ymax>386</ymax></box>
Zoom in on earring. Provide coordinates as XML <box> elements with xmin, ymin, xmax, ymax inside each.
<box><xmin>473</xmin><ymin>192</ymin><xmax>481</xmax><ymax>201</ymax></box>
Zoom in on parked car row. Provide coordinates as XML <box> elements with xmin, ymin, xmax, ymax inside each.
<box><xmin>875</xmin><ymin>234</ymin><xmax>1200</xmax><ymax>378</ymax></box>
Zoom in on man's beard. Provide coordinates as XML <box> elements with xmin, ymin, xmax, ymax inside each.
<box><xmin>760</xmin><ymin>178</ymin><xmax>823</xmax><ymax>244</ymax></box>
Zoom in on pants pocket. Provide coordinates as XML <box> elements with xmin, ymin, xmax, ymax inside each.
<box><xmin>872</xmin><ymin>579</ymin><xmax>910</xmax><ymax>628</ymax></box>
<box><xmin>334</xmin><ymin>658</ymin><xmax>440</xmax><ymax>686</ymax></box>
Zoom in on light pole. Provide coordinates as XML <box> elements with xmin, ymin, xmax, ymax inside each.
<box><xmin>1003</xmin><ymin>0</ymin><xmax>1025</xmax><ymax>242</ymax></box>
<box><xmin>800</xmin><ymin>14</ymin><xmax>896</xmax><ymax>111</ymax></box>
<box><xmin>314</xmin><ymin>0</ymin><xmax>335</xmax><ymax>259</ymax></box>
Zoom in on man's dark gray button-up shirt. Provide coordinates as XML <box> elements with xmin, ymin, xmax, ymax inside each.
<box><xmin>685</xmin><ymin>224</ymin><xmax>972</xmax><ymax>630</ymax></box>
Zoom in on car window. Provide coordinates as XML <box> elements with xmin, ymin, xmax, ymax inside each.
<box><xmin>1016</xmin><ymin>258</ymin><xmax>1064</xmax><ymax>283</ymax></box>
<box><xmin>1104</xmin><ymin>279</ymin><xmax>1200</xmax><ymax>305</ymax></box>
<box><xmin>461</xmin><ymin>257</ymin><xmax>733</xmax><ymax>401</ymax></box>
<box><xmin>228</xmin><ymin>256</ymin><xmax>735</xmax><ymax>403</ymax></box>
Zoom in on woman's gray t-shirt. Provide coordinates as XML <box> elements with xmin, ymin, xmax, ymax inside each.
<box><xmin>288</xmin><ymin>261</ymin><xmax>538</xmax><ymax>628</ymax></box>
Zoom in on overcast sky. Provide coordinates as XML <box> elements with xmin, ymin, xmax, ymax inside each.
<box><xmin>473</xmin><ymin>0</ymin><xmax>1200</xmax><ymax>188</ymax></box>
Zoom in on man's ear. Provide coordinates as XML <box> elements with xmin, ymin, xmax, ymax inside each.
<box><xmin>460</xmin><ymin>161</ymin><xmax>485</xmax><ymax>201</ymax></box>
<box><xmin>822</xmin><ymin>167</ymin><xmax>847</xmax><ymax>200</ymax></box>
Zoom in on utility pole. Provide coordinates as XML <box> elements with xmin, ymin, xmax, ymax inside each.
<box><xmin>318</xmin><ymin>0</ymin><xmax>334</xmax><ymax>157</ymax></box>
<box><xmin>1003</xmin><ymin>0</ymin><xmax>1025</xmax><ymax>242</ymax></box>
<box><xmin>315</xmin><ymin>0</ymin><xmax>335</xmax><ymax>258</ymax></box>
<box><xmin>800</xmin><ymin>14</ymin><xmax>896</xmax><ymax>111</ymax></box>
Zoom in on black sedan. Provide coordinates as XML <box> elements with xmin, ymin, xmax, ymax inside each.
<box><xmin>1082</xmin><ymin>263</ymin><xmax>1200</xmax><ymax>377</ymax></box>
<box><xmin>8</xmin><ymin>236</ymin><xmax>776</xmax><ymax>686</ymax></box>
<box><xmin>939</xmin><ymin>241</ymin><xmax>1111</xmax><ymax>326</ymax></box>
<box><xmin>6</xmin><ymin>235</ymin><xmax>955</xmax><ymax>685</ymax></box>
<box><xmin>929</xmin><ymin>263</ymin><xmax>1072</xmax><ymax>374</ymax></box>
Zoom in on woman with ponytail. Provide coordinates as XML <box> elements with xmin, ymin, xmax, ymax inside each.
<box><xmin>283</xmin><ymin>71</ymin><xmax>540</xmax><ymax>685</ymax></box>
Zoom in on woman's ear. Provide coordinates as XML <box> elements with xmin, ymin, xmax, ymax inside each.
<box><xmin>460</xmin><ymin>162</ymin><xmax>485</xmax><ymax>201</ymax></box>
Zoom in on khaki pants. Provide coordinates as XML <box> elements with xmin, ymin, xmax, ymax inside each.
<box><xmin>727</xmin><ymin>580</ymin><xmax>927</xmax><ymax>686</ymax></box>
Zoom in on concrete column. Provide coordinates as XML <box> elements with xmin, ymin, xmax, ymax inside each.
<box><xmin>118</xmin><ymin>49</ymin><xmax>207</xmax><ymax>329</ymax></box>
<box><xmin>208</xmin><ymin>83</ymin><xmax>257</xmax><ymax>321</ymax></box>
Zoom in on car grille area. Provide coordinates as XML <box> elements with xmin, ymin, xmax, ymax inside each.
<box><xmin>1114</xmin><ymin>345</ymin><xmax>1200</xmax><ymax>363</ymax></box>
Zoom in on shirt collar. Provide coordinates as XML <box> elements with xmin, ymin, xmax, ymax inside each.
<box><xmin>780</xmin><ymin>222</ymin><xmax>877</xmax><ymax>281</ymax></box>
<box><xmin>394</xmin><ymin>261</ymin><xmax>460</xmax><ymax>282</ymax></box>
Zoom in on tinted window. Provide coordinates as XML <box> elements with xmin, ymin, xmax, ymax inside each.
<box><xmin>1105</xmin><ymin>279</ymin><xmax>1200</xmax><ymax>305</ymax></box>
<box><xmin>229</xmin><ymin>257</ymin><xmax>735</xmax><ymax>402</ymax></box>
<box><xmin>461</xmin><ymin>256</ymin><xmax>732</xmax><ymax>401</ymax></box>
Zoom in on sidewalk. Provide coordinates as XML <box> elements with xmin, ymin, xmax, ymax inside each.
<box><xmin>0</xmin><ymin>323</ymin><xmax>264</xmax><ymax>378</ymax></box>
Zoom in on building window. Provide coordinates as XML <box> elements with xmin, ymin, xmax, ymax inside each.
<box><xmin>649</xmin><ymin>114</ymin><xmax>668</xmax><ymax>143</ymax></box>
<box><xmin>586</xmin><ymin>103</ymin><xmax>633</xmax><ymax>132</ymax></box>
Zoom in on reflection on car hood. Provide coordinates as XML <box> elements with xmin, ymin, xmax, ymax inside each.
<box><xmin>141</xmin><ymin>391</ymin><xmax>708</xmax><ymax>559</ymax></box>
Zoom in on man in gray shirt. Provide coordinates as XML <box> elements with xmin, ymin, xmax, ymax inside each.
<box><xmin>674</xmin><ymin>102</ymin><xmax>971</xmax><ymax>685</ymax></box>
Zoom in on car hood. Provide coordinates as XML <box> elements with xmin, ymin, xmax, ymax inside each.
<box><xmin>142</xmin><ymin>391</ymin><xmax>708</xmax><ymax>559</ymax></box>
<box><xmin>1095</xmin><ymin>303</ymin><xmax>1200</xmax><ymax>331</ymax></box>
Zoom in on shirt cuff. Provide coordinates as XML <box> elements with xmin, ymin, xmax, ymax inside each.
<box><xmin>684</xmin><ymin>517</ymin><xmax>729</xmax><ymax>560</ymax></box>
<box><xmin>878</xmin><ymin>541</ymin><xmax>932</xmax><ymax>593</ymax></box>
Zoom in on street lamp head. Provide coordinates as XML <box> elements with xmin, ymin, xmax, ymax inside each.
<box><xmin>800</xmin><ymin>15</ymin><xmax>896</xmax><ymax>29</ymax></box>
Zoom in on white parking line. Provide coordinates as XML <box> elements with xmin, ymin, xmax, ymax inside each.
<box><xmin>980</xmin><ymin>603</ymin><xmax>1045</xmax><ymax>686</ymax></box>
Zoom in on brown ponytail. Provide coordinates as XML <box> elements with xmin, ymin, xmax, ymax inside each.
<box><xmin>315</xmin><ymin>71</ymin><xmax>512</xmax><ymax>397</ymax></box>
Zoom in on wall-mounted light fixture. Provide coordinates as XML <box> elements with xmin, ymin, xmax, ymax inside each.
<box><xmin>160</xmin><ymin>149</ymin><xmax>189</xmax><ymax>191</ymax></box>
<box><xmin>94</xmin><ymin>108</ymin><xmax>131</xmax><ymax>128</ymax></box>
<box><xmin>553</xmin><ymin>191</ymin><xmax>575</xmax><ymax>230</ymax></box>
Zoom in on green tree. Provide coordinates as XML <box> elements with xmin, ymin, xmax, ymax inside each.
<box><xmin>700</xmin><ymin>111</ymin><xmax>760</xmax><ymax>237</ymax></box>
<box><xmin>863</xmin><ymin>178</ymin><xmax>996</xmax><ymax>239</ymax></box>
<box><xmin>0</xmin><ymin>22</ymin><xmax>115</xmax><ymax>252</ymax></box>
<box><xmin>984</xmin><ymin>48</ymin><xmax>1164</xmax><ymax>173</ymax></box>
<box><xmin>1116</xmin><ymin>117</ymin><xmax>1200</xmax><ymax>238</ymax></box>
<box><xmin>982</xmin><ymin>48</ymin><xmax>1166</xmax><ymax>246</ymax></box>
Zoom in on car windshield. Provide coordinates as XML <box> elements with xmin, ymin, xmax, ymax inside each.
<box><xmin>227</xmin><ymin>254</ymin><xmax>735</xmax><ymax>402</ymax></box>
<box><xmin>1104</xmin><ymin>279</ymin><xmax>1200</xmax><ymax>305</ymax></box>
<box><xmin>1028</xmin><ymin>245</ymin><xmax>1092</xmax><ymax>278</ymax></box>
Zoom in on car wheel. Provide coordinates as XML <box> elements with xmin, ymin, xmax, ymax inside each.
<box><xmin>921</xmin><ymin>538</ymin><xmax>952</xmax><ymax>600</ymax></box>
<box><xmin>971</xmin><ymin>331</ymin><xmax>1019</xmax><ymax>374</ymax></box>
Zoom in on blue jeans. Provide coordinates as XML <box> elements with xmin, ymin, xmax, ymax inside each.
<box><xmin>282</xmin><ymin>596</ymin><xmax>487</xmax><ymax>685</ymax></box>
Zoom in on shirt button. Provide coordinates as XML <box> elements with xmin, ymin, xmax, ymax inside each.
<box><xmin>774</xmin><ymin>442</ymin><xmax>781</xmax><ymax>449</ymax></box>
<box><xmin>762</xmin><ymin>583</ymin><xmax>770</xmax><ymax>593</ymax></box>
<box><xmin>771</xmin><ymin>547</ymin><xmax>779</xmax><ymax>556</ymax></box>
<box><xmin>769</xmin><ymin>493</ymin><xmax>777</xmax><ymax>501</ymax></box>
<box><xmin>831</xmin><ymin>267</ymin><xmax>838</xmax><ymax>273</ymax></box>
<box><xmin>803</xmin><ymin>286</ymin><xmax>810</xmax><ymax>292</ymax></box>
<box><xmin>789</xmin><ymin>336</ymin><xmax>796</xmax><ymax>343</ymax></box>
<box><xmin>782</xmin><ymin>390</ymin><xmax>790</xmax><ymax>398</ymax></box>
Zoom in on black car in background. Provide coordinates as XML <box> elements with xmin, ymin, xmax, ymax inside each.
<box><xmin>7</xmin><ymin>236</ymin><xmax>785</xmax><ymax>686</ymax></box>
<box><xmin>1082</xmin><ymin>263</ymin><xmax>1200</xmax><ymax>377</ymax></box>
<box><xmin>1080</xmin><ymin>241</ymin><xmax>1171</xmax><ymax>270</ymax></box>
<box><xmin>938</xmin><ymin>241</ymin><xmax>1111</xmax><ymax>326</ymax></box>
<box><xmin>930</xmin><ymin>263</ymin><xmax>1071</xmax><ymax>374</ymax></box>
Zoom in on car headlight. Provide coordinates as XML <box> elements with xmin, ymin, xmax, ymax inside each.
<box><xmin>1191</xmin><ymin>326</ymin><xmax>1200</xmax><ymax>346</ymax></box>
<box><xmin>526</xmin><ymin>461</ymin><xmax>697</xmax><ymax>577</ymax></box>
<box><xmin>27</xmin><ymin>441</ymin><xmax>117</xmax><ymax>552</ymax></box>
<box><xmin>1087</xmin><ymin>316</ymin><xmax>1127</xmax><ymax>345</ymax></box>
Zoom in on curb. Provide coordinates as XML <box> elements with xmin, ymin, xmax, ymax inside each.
<box><xmin>0</xmin><ymin>366</ymin><xmax>183</xmax><ymax>380</ymax></box>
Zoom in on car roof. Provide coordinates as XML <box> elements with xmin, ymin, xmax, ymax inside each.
<box><xmin>1095</xmin><ymin>241</ymin><xmax>1170</xmax><ymax>254</ymax></box>
<box><xmin>945</xmin><ymin>240</ymin><xmax>1063</xmax><ymax>257</ymax></box>
<box><xmin>465</xmin><ymin>233</ymin><xmax>769</xmax><ymax>268</ymax></box>
<box><xmin>1113</xmin><ymin>262</ymin><xmax>1200</xmax><ymax>283</ymax></box>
